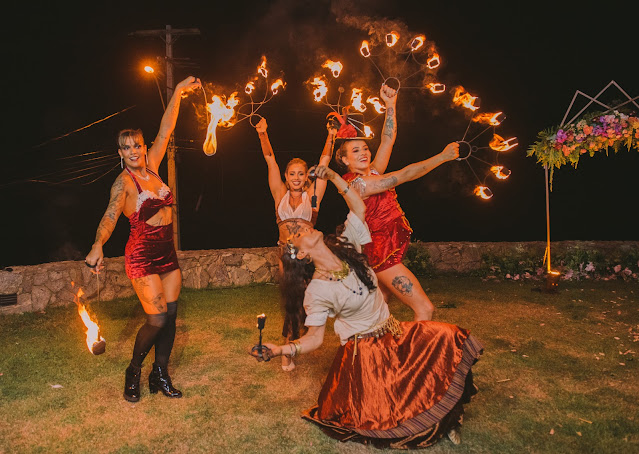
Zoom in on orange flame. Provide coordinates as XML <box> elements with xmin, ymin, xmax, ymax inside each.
<box><xmin>366</xmin><ymin>96</ymin><xmax>386</xmax><ymax>113</ymax></box>
<box><xmin>426</xmin><ymin>82</ymin><xmax>446</xmax><ymax>94</ymax></box>
<box><xmin>360</xmin><ymin>40</ymin><xmax>371</xmax><ymax>58</ymax></box>
<box><xmin>351</xmin><ymin>88</ymin><xmax>367</xmax><ymax>112</ymax></box>
<box><xmin>203</xmin><ymin>93</ymin><xmax>239</xmax><ymax>156</ymax></box>
<box><xmin>474</xmin><ymin>186</ymin><xmax>493</xmax><ymax>200</ymax></box>
<box><xmin>74</xmin><ymin>287</ymin><xmax>104</xmax><ymax>353</ymax></box>
<box><xmin>364</xmin><ymin>125</ymin><xmax>374</xmax><ymax>138</ymax></box>
<box><xmin>245</xmin><ymin>81</ymin><xmax>255</xmax><ymax>95</ymax></box>
<box><xmin>427</xmin><ymin>53</ymin><xmax>441</xmax><ymax>69</ymax></box>
<box><xmin>489</xmin><ymin>134</ymin><xmax>518</xmax><ymax>151</ymax></box>
<box><xmin>473</xmin><ymin>112</ymin><xmax>505</xmax><ymax>126</ymax></box>
<box><xmin>270</xmin><ymin>79</ymin><xmax>286</xmax><ymax>95</ymax></box>
<box><xmin>453</xmin><ymin>87</ymin><xmax>479</xmax><ymax>111</ymax></box>
<box><xmin>386</xmin><ymin>31</ymin><xmax>399</xmax><ymax>47</ymax></box>
<box><xmin>490</xmin><ymin>165</ymin><xmax>511</xmax><ymax>180</ymax></box>
<box><xmin>410</xmin><ymin>35</ymin><xmax>425</xmax><ymax>51</ymax></box>
<box><xmin>309</xmin><ymin>76</ymin><xmax>328</xmax><ymax>102</ymax></box>
<box><xmin>322</xmin><ymin>59</ymin><xmax>343</xmax><ymax>78</ymax></box>
<box><xmin>257</xmin><ymin>56</ymin><xmax>268</xmax><ymax>78</ymax></box>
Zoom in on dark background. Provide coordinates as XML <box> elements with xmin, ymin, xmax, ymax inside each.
<box><xmin>2</xmin><ymin>0</ymin><xmax>637</xmax><ymax>267</ymax></box>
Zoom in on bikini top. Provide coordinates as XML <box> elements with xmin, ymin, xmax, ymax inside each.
<box><xmin>276</xmin><ymin>190</ymin><xmax>315</xmax><ymax>224</ymax></box>
<box><xmin>125</xmin><ymin>168</ymin><xmax>173</xmax><ymax>225</ymax></box>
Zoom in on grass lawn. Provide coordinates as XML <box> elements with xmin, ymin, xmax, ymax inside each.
<box><xmin>1</xmin><ymin>277</ymin><xmax>638</xmax><ymax>453</ymax></box>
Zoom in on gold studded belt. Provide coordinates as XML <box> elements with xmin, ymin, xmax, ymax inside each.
<box><xmin>348</xmin><ymin>315</ymin><xmax>403</xmax><ymax>363</ymax></box>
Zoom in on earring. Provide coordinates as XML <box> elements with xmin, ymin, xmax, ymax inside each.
<box><xmin>145</xmin><ymin>154</ymin><xmax>149</xmax><ymax>165</ymax></box>
<box><xmin>120</xmin><ymin>157</ymin><xmax>123</xmax><ymax>169</ymax></box>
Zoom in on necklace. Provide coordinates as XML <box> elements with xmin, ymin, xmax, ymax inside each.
<box><xmin>314</xmin><ymin>261</ymin><xmax>363</xmax><ymax>296</ymax></box>
<box><xmin>133</xmin><ymin>171</ymin><xmax>150</xmax><ymax>181</ymax></box>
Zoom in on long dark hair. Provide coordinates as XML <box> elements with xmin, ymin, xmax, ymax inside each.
<box><xmin>279</xmin><ymin>233</ymin><xmax>376</xmax><ymax>336</ymax></box>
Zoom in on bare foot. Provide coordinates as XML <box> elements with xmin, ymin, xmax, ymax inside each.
<box><xmin>281</xmin><ymin>355</ymin><xmax>295</xmax><ymax>371</ymax></box>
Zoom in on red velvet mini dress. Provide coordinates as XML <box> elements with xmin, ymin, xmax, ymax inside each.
<box><xmin>343</xmin><ymin>170</ymin><xmax>413</xmax><ymax>272</ymax></box>
<box><xmin>124</xmin><ymin>168</ymin><xmax>179</xmax><ymax>279</ymax></box>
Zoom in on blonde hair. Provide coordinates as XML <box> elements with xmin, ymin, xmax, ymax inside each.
<box><xmin>117</xmin><ymin>129</ymin><xmax>145</xmax><ymax>149</ymax></box>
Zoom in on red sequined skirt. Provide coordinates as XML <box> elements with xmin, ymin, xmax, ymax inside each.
<box><xmin>363</xmin><ymin>215</ymin><xmax>412</xmax><ymax>272</ymax></box>
<box><xmin>125</xmin><ymin>223</ymin><xmax>179</xmax><ymax>279</ymax></box>
<box><xmin>302</xmin><ymin>320</ymin><xmax>483</xmax><ymax>449</ymax></box>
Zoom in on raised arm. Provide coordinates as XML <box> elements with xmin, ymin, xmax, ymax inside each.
<box><xmin>85</xmin><ymin>174</ymin><xmax>128</xmax><ymax>269</ymax></box>
<box><xmin>357</xmin><ymin>142</ymin><xmax>459</xmax><ymax>198</ymax></box>
<box><xmin>370</xmin><ymin>84</ymin><xmax>398</xmax><ymax>173</ymax></box>
<box><xmin>314</xmin><ymin>165</ymin><xmax>365</xmax><ymax>222</ymax></box>
<box><xmin>255</xmin><ymin>118</ymin><xmax>287</xmax><ymax>202</ymax></box>
<box><xmin>147</xmin><ymin>76</ymin><xmax>202</xmax><ymax>170</ymax></box>
<box><xmin>305</xmin><ymin>127</ymin><xmax>338</xmax><ymax>207</ymax></box>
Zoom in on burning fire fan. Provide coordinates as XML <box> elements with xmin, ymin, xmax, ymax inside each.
<box><xmin>201</xmin><ymin>56</ymin><xmax>286</xmax><ymax>156</ymax></box>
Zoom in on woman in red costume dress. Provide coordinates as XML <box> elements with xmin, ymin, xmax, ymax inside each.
<box><xmin>335</xmin><ymin>88</ymin><xmax>459</xmax><ymax>321</ymax></box>
<box><xmin>85</xmin><ymin>76</ymin><xmax>201</xmax><ymax>402</ymax></box>
<box><xmin>251</xmin><ymin>165</ymin><xmax>482</xmax><ymax>448</ymax></box>
<box><xmin>254</xmin><ymin>116</ymin><xmax>335</xmax><ymax>371</ymax></box>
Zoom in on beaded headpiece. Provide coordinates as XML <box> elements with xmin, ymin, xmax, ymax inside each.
<box><xmin>285</xmin><ymin>239</ymin><xmax>297</xmax><ymax>260</ymax></box>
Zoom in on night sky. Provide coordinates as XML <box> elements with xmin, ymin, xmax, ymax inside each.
<box><xmin>2</xmin><ymin>0</ymin><xmax>637</xmax><ymax>268</ymax></box>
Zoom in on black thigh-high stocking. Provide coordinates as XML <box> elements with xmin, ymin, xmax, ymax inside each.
<box><xmin>130</xmin><ymin>312</ymin><xmax>168</xmax><ymax>369</ymax></box>
<box><xmin>154</xmin><ymin>301</ymin><xmax>177</xmax><ymax>368</ymax></box>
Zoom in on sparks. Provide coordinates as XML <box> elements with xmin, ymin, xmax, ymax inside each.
<box><xmin>322</xmin><ymin>59</ymin><xmax>343</xmax><ymax>78</ymax></box>
<box><xmin>351</xmin><ymin>88</ymin><xmax>367</xmax><ymax>112</ymax></box>
<box><xmin>203</xmin><ymin>93</ymin><xmax>239</xmax><ymax>156</ymax></box>
<box><xmin>489</xmin><ymin>134</ymin><xmax>518</xmax><ymax>151</ymax></box>
<box><xmin>410</xmin><ymin>35</ymin><xmax>425</xmax><ymax>51</ymax></box>
<box><xmin>366</xmin><ymin>96</ymin><xmax>386</xmax><ymax>113</ymax></box>
<box><xmin>474</xmin><ymin>186</ymin><xmax>493</xmax><ymax>200</ymax></box>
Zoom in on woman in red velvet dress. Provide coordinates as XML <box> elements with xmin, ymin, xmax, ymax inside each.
<box><xmin>251</xmin><ymin>165</ymin><xmax>482</xmax><ymax>448</ymax></box>
<box><xmin>335</xmin><ymin>88</ymin><xmax>459</xmax><ymax>321</ymax></box>
<box><xmin>85</xmin><ymin>76</ymin><xmax>201</xmax><ymax>402</ymax></box>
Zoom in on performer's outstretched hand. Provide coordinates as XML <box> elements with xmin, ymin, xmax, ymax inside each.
<box><xmin>249</xmin><ymin>343</ymin><xmax>280</xmax><ymax>362</ymax></box>
<box><xmin>175</xmin><ymin>76</ymin><xmax>202</xmax><ymax>95</ymax></box>
<box><xmin>440</xmin><ymin>142</ymin><xmax>460</xmax><ymax>162</ymax></box>
<box><xmin>380</xmin><ymin>83</ymin><xmax>398</xmax><ymax>108</ymax></box>
<box><xmin>255</xmin><ymin>117</ymin><xmax>268</xmax><ymax>134</ymax></box>
<box><xmin>311</xmin><ymin>165</ymin><xmax>336</xmax><ymax>181</ymax></box>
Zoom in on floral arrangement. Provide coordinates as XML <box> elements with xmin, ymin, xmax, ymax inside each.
<box><xmin>527</xmin><ymin>110</ymin><xmax>639</xmax><ymax>185</ymax></box>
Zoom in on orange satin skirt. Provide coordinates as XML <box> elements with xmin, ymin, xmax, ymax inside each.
<box><xmin>302</xmin><ymin>320</ymin><xmax>483</xmax><ymax>449</ymax></box>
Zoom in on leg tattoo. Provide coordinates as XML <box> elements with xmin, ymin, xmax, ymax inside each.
<box><xmin>392</xmin><ymin>276</ymin><xmax>414</xmax><ymax>297</ymax></box>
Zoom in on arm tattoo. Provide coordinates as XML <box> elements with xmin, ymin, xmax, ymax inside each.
<box><xmin>95</xmin><ymin>176</ymin><xmax>125</xmax><ymax>243</ymax></box>
<box><xmin>371</xmin><ymin>175</ymin><xmax>398</xmax><ymax>191</ymax></box>
<box><xmin>383</xmin><ymin>107</ymin><xmax>396</xmax><ymax>138</ymax></box>
<box><xmin>392</xmin><ymin>276</ymin><xmax>414</xmax><ymax>296</ymax></box>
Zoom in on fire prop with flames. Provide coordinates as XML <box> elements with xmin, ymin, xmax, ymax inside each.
<box><xmin>72</xmin><ymin>281</ymin><xmax>105</xmax><ymax>355</ymax></box>
<box><xmin>202</xmin><ymin>56</ymin><xmax>285</xmax><ymax>156</ymax></box>
<box><xmin>251</xmin><ymin>314</ymin><xmax>270</xmax><ymax>361</ymax></box>
<box><xmin>307</xmin><ymin>59</ymin><xmax>379</xmax><ymax>140</ymax></box>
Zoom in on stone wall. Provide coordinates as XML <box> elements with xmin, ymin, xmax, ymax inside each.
<box><xmin>1</xmin><ymin>241</ymin><xmax>637</xmax><ymax>315</ymax></box>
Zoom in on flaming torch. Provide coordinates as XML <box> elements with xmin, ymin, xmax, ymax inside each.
<box><xmin>366</xmin><ymin>96</ymin><xmax>386</xmax><ymax>113</ymax></box>
<box><xmin>410</xmin><ymin>35</ymin><xmax>425</xmax><ymax>51</ymax></box>
<box><xmin>426</xmin><ymin>53</ymin><xmax>441</xmax><ymax>69</ymax></box>
<box><xmin>426</xmin><ymin>82</ymin><xmax>446</xmax><ymax>94</ymax></box>
<box><xmin>473</xmin><ymin>111</ymin><xmax>506</xmax><ymax>126</ymax></box>
<box><xmin>351</xmin><ymin>88</ymin><xmax>367</xmax><ymax>112</ymax></box>
<box><xmin>245</xmin><ymin>81</ymin><xmax>255</xmax><ymax>95</ymax></box>
<box><xmin>364</xmin><ymin>125</ymin><xmax>374</xmax><ymax>138</ymax></box>
<box><xmin>309</xmin><ymin>76</ymin><xmax>328</xmax><ymax>102</ymax></box>
<box><xmin>474</xmin><ymin>185</ymin><xmax>493</xmax><ymax>200</ymax></box>
<box><xmin>72</xmin><ymin>282</ymin><xmax>106</xmax><ymax>355</ymax></box>
<box><xmin>257</xmin><ymin>56</ymin><xmax>268</xmax><ymax>78</ymax></box>
<box><xmin>489</xmin><ymin>134</ymin><xmax>518</xmax><ymax>151</ymax></box>
<box><xmin>453</xmin><ymin>86</ymin><xmax>480</xmax><ymax>111</ymax></box>
<box><xmin>490</xmin><ymin>165</ymin><xmax>511</xmax><ymax>180</ymax></box>
<box><xmin>360</xmin><ymin>40</ymin><xmax>371</xmax><ymax>58</ymax></box>
<box><xmin>386</xmin><ymin>31</ymin><xmax>399</xmax><ymax>47</ymax></box>
<box><xmin>270</xmin><ymin>79</ymin><xmax>286</xmax><ymax>95</ymax></box>
<box><xmin>322</xmin><ymin>60</ymin><xmax>343</xmax><ymax>78</ymax></box>
<box><xmin>203</xmin><ymin>93</ymin><xmax>240</xmax><ymax>156</ymax></box>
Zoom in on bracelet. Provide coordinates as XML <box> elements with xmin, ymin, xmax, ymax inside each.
<box><xmin>293</xmin><ymin>340</ymin><xmax>302</xmax><ymax>356</ymax></box>
<box><xmin>338</xmin><ymin>185</ymin><xmax>350</xmax><ymax>195</ymax></box>
<box><xmin>288</xmin><ymin>343</ymin><xmax>296</xmax><ymax>358</ymax></box>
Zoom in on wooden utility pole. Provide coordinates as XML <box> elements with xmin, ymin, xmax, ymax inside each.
<box><xmin>130</xmin><ymin>25</ymin><xmax>200</xmax><ymax>250</ymax></box>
